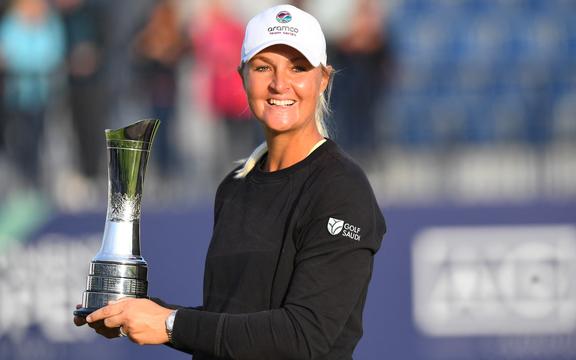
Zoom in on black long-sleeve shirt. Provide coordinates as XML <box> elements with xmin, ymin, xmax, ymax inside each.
<box><xmin>168</xmin><ymin>140</ymin><xmax>386</xmax><ymax>359</ymax></box>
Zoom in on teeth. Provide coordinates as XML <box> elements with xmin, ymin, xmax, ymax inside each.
<box><xmin>268</xmin><ymin>99</ymin><xmax>295</xmax><ymax>106</ymax></box>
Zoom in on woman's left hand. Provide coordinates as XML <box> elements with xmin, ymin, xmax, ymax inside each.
<box><xmin>86</xmin><ymin>298</ymin><xmax>173</xmax><ymax>345</ymax></box>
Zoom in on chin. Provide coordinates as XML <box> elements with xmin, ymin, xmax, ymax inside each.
<box><xmin>261</xmin><ymin>116</ymin><xmax>298</xmax><ymax>133</ymax></box>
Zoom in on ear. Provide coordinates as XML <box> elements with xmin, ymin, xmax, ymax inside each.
<box><xmin>319</xmin><ymin>65</ymin><xmax>333</xmax><ymax>94</ymax></box>
<box><xmin>237</xmin><ymin>65</ymin><xmax>247</xmax><ymax>89</ymax></box>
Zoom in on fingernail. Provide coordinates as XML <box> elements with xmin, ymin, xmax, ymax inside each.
<box><xmin>86</xmin><ymin>315</ymin><xmax>92</xmax><ymax>322</ymax></box>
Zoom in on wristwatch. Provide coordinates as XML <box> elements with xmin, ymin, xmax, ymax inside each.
<box><xmin>165</xmin><ymin>310</ymin><xmax>177</xmax><ymax>343</ymax></box>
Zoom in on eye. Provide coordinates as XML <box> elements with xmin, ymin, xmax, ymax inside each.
<box><xmin>292</xmin><ymin>65</ymin><xmax>307</xmax><ymax>73</ymax></box>
<box><xmin>254</xmin><ymin>65</ymin><xmax>270</xmax><ymax>72</ymax></box>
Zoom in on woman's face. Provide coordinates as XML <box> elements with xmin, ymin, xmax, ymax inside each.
<box><xmin>242</xmin><ymin>45</ymin><xmax>330</xmax><ymax>136</ymax></box>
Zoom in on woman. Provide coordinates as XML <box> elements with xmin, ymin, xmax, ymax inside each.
<box><xmin>75</xmin><ymin>5</ymin><xmax>386</xmax><ymax>359</ymax></box>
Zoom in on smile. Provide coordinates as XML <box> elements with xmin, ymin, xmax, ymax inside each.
<box><xmin>267</xmin><ymin>99</ymin><xmax>296</xmax><ymax>106</ymax></box>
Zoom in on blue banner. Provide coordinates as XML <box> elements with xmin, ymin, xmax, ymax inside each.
<box><xmin>0</xmin><ymin>203</ymin><xmax>575</xmax><ymax>359</ymax></box>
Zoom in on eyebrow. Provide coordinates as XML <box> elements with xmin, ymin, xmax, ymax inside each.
<box><xmin>251</xmin><ymin>54</ymin><xmax>308</xmax><ymax>64</ymax></box>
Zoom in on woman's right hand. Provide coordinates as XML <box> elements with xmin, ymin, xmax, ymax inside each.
<box><xmin>73</xmin><ymin>304</ymin><xmax>122</xmax><ymax>339</ymax></box>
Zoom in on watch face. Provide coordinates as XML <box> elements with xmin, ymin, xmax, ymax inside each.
<box><xmin>166</xmin><ymin>310</ymin><xmax>177</xmax><ymax>343</ymax></box>
<box><xmin>166</xmin><ymin>310</ymin><xmax>177</xmax><ymax>329</ymax></box>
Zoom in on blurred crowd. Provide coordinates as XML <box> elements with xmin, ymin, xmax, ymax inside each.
<box><xmin>0</xmin><ymin>0</ymin><xmax>574</xmax><ymax>215</ymax></box>
<box><xmin>0</xmin><ymin>0</ymin><xmax>390</xmax><ymax>210</ymax></box>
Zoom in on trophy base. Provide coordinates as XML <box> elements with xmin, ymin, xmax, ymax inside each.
<box><xmin>75</xmin><ymin>260</ymin><xmax>149</xmax><ymax>319</ymax></box>
<box><xmin>73</xmin><ymin>307</ymin><xmax>98</xmax><ymax>318</ymax></box>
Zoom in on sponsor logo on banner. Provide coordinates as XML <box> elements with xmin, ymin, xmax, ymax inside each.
<box><xmin>412</xmin><ymin>225</ymin><xmax>576</xmax><ymax>336</ymax></box>
<box><xmin>0</xmin><ymin>234</ymin><xmax>100</xmax><ymax>343</ymax></box>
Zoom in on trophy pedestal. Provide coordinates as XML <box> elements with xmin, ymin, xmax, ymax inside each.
<box><xmin>75</xmin><ymin>260</ymin><xmax>149</xmax><ymax>317</ymax></box>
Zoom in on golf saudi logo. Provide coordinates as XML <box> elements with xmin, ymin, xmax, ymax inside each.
<box><xmin>327</xmin><ymin>218</ymin><xmax>344</xmax><ymax>235</ymax></box>
<box><xmin>327</xmin><ymin>217</ymin><xmax>362</xmax><ymax>241</ymax></box>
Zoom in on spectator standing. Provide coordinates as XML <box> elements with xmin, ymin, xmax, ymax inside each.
<box><xmin>0</xmin><ymin>0</ymin><xmax>65</xmax><ymax>189</ymax></box>
<box><xmin>0</xmin><ymin>1</ymin><xmax>7</xmax><ymax>153</ymax></box>
<box><xmin>306</xmin><ymin>0</ymin><xmax>391</xmax><ymax>163</ymax></box>
<box><xmin>134</xmin><ymin>0</ymin><xmax>185</xmax><ymax>178</ymax></box>
<box><xmin>56</xmin><ymin>0</ymin><xmax>106</xmax><ymax>181</ymax></box>
<box><xmin>189</xmin><ymin>0</ymin><xmax>257</xmax><ymax>178</ymax></box>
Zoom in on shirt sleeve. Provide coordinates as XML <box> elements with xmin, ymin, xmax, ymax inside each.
<box><xmin>170</xmin><ymin>171</ymin><xmax>386</xmax><ymax>359</ymax></box>
<box><xmin>149</xmin><ymin>297</ymin><xmax>202</xmax><ymax>311</ymax></box>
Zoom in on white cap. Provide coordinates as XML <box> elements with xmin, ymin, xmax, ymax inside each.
<box><xmin>240</xmin><ymin>4</ymin><xmax>327</xmax><ymax>67</ymax></box>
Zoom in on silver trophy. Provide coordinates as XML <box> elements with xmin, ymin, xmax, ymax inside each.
<box><xmin>74</xmin><ymin>119</ymin><xmax>160</xmax><ymax>317</ymax></box>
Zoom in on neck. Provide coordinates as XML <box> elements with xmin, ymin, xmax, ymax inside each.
<box><xmin>264</xmin><ymin>129</ymin><xmax>324</xmax><ymax>172</ymax></box>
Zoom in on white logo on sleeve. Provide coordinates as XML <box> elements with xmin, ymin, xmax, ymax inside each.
<box><xmin>327</xmin><ymin>217</ymin><xmax>344</xmax><ymax>235</ymax></box>
<box><xmin>327</xmin><ymin>217</ymin><xmax>361</xmax><ymax>241</ymax></box>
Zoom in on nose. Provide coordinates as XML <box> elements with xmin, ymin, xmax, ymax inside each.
<box><xmin>269</xmin><ymin>70</ymin><xmax>289</xmax><ymax>93</ymax></box>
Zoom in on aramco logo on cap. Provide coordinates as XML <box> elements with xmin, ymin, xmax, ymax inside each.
<box><xmin>276</xmin><ymin>11</ymin><xmax>292</xmax><ymax>23</ymax></box>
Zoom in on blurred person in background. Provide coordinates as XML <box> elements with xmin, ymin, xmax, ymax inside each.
<box><xmin>0</xmin><ymin>2</ymin><xmax>7</xmax><ymax>153</ymax></box>
<box><xmin>328</xmin><ymin>0</ymin><xmax>390</xmax><ymax>161</ymax></box>
<box><xmin>0</xmin><ymin>0</ymin><xmax>65</xmax><ymax>191</ymax></box>
<box><xmin>134</xmin><ymin>0</ymin><xmax>185</xmax><ymax>179</ymax></box>
<box><xmin>76</xmin><ymin>4</ymin><xmax>386</xmax><ymax>359</ymax></box>
<box><xmin>189</xmin><ymin>0</ymin><xmax>257</xmax><ymax>179</ymax></box>
<box><xmin>305</xmin><ymin>0</ymin><xmax>391</xmax><ymax>164</ymax></box>
<box><xmin>100</xmin><ymin>0</ymin><xmax>156</xmax><ymax>128</ymax></box>
<box><xmin>56</xmin><ymin>0</ymin><xmax>106</xmax><ymax>183</ymax></box>
<box><xmin>0</xmin><ymin>0</ymin><xmax>64</xmax><ymax>246</ymax></box>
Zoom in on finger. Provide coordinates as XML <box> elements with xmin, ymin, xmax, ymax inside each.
<box><xmin>73</xmin><ymin>316</ymin><xmax>87</xmax><ymax>326</ymax></box>
<box><xmin>86</xmin><ymin>312</ymin><xmax>125</xmax><ymax>334</ymax></box>
<box><xmin>87</xmin><ymin>319</ymin><xmax>120</xmax><ymax>338</ymax></box>
<box><xmin>73</xmin><ymin>304</ymin><xmax>87</xmax><ymax>326</ymax></box>
<box><xmin>102</xmin><ymin>313</ymin><xmax>124</xmax><ymax>330</ymax></box>
<box><xmin>108</xmin><ymin>297</ymin><xmax>131</xmax><ymax>305</ymax></box>
<box><xmin>87</xmin><ymin>303</ymin><xmax>123</xmax><ymax>323</ymax></box>
<box><xmin>88</xmin><ymin>319</ymin><xmax>107</xmax><ymax>331</ymax></box>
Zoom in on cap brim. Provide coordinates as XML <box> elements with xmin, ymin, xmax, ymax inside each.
<box><xmin>242</xmin><ymin>38</ymin><xmax>323</xmax><ymax>67</ymax></box>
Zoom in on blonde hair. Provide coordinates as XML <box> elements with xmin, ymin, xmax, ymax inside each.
<box><xmin>234</xmin><ymin>65</ymin><xmax>334</xmax><ymax>179</ymax></box>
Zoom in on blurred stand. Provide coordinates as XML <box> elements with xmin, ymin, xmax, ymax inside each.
<box><xmin>368</xmin><ymin>0</ymin><xmax>576</xmax><ymax>205</ymax></box>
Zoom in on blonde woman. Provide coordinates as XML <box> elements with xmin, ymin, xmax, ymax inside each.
<box><xmin>76</xmin><ymin>5</ymin><xmax>386</xmax><ymax>359</ymax></box>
